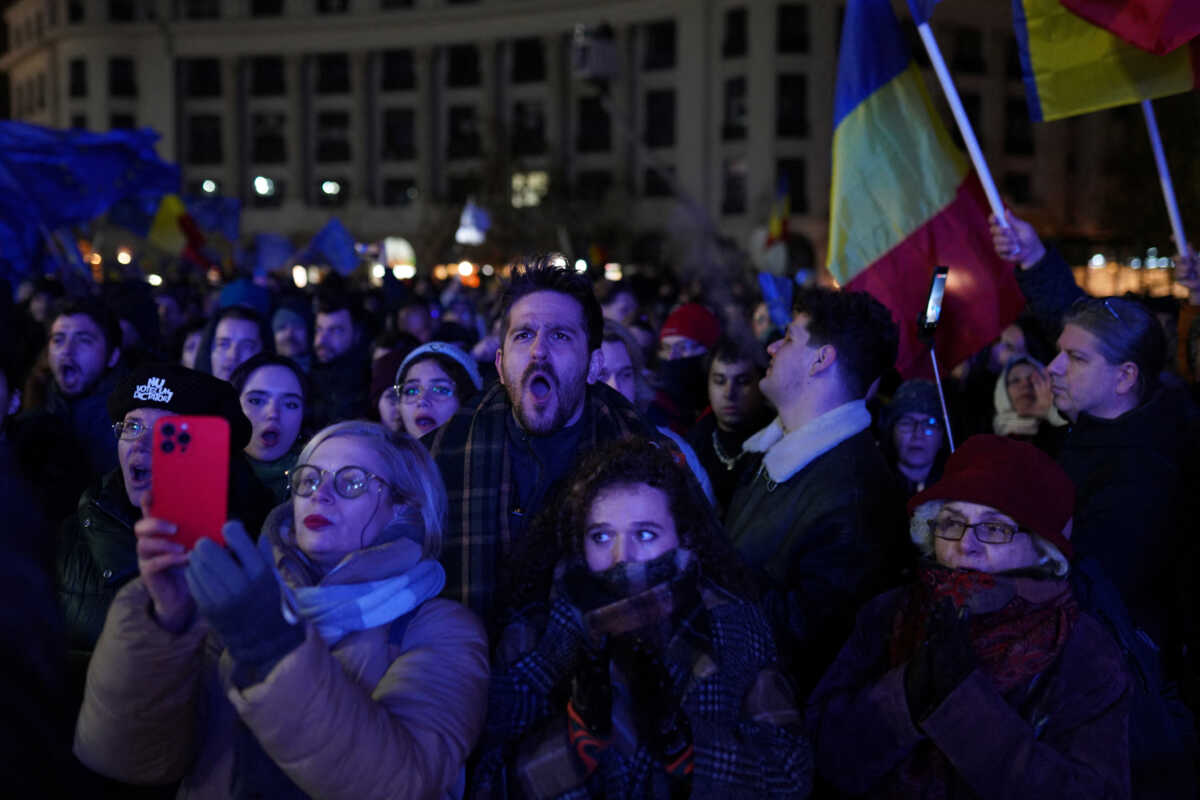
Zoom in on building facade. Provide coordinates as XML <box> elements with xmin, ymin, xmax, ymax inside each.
<box><xmin>0</xmin><ymin>0</ymin><xmax>1117</xmax><ymax>265</ymax></box>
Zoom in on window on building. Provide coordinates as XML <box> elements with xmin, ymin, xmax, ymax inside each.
<box><xmin>317</xmin><ymin>0</ymin><xmax>349</xmax><ymax>13</ymax></box>
<box><xmin>71</xmin><ymin>114</ymin><xmax>88</xmax><ymax>129</ymax></box>
<box><xmin>951</xmin><ymin>92</ymin><xmax>981</xmax><ymax>150</ymax></box>
<box><xmin>69</xmin><ymin>59</ymin><xmax>87</xmax><ymax>98</ymax></box>
<box><xmin>108</xmin><ymin>0</ymin><xmax>136</xmax><ymax>22</ymax></box>
<box><xmin>380</xmin><ymin>49</ymin><xmax>415</xmax><ymax>91</ymax></box>
<box><xmin>186</xmin><ymin>115</ymin><xmax>223</xmax><ymax>164</ymax></box>
<box><xmin>952</xmin><ymin>27</ymin><xmax>986</xmax><ymax>74</ymax></box>
<box><xmin>68</xmin><ymin>1</ymin><xmax>85</xmax><ymax>23</ymax></box>
<box><xmin>776</xmin><ymin>74</ymin><xmax>808</xmax><ymax>138</ymax></box>
<box><xmin>1006</xmin><ymin>36</ymin><xmax>1024</xmax><ymax>81</ymax></box>
<box><xmin>644</xmin><ymin>89</ymin><xmax>675</xmax><ymax>148</ymax></box>
<box><xmin>315</xmin><ymin>111</ymin><xmax>351</xmax><ymax>162</ymax></box>
<box><xmin>777</xmin><ymin>4</ymin><xmax>810</xmax><ymax>54</ymax></box>
<box><xmin>182</xmin><ymin>58</ymin><xmax>222</xmax><ymax>98</ymax></box>
<box><xmin>644</xmin><ymin>167</ymin><xmax>674</xmax><ymax>198</ymax></box>
<box><xmin>1003</xmin><ymin>172</ymin><xmax>1032</xmax><ymax>204</ymax></box>
<box><xmin>250</xmin><ymin>175</ymin><xmax>284</xmax><ymax>208</ymax></box>
<box><xmin>250</xmin><ymin>56</ymin><xmax>286</xmax><ymax>96</ymax></box>
<box><xmin>381</xmin><ymin>108</ymin><xmax>416</xmax><ymax>160</ymax></box>
<box><xmin>577</xmin><ymin>95</ymin><xmax>611</xmax><ymax>153</ymax></box>
<box><xmin>251</xmin><ymin>112</ymin><xmax>287</xmax><ymax>163</ymax></box>
<box><xmin>722</xmin><ymin>157</ymin><xmax>747</xmax><ymax>215</ymax></box>
<box><xmin>1005</xmin><ymin>97</ymin><xmax>1034</xmax><ymax>155</ymax></box>
<box><xmin>511</xmin><ymin>37</ymin><xmax>545</xmax><ymax>84</ymax></box>
<box><xmin>777</xmin><ymin>157</ymin><xmax>808</xmax><ymax>214</ymax></box>
<box><xmin>575</xmin><ymin>169</ymin><xmax>612</xmax><ymax>204</ymax></box>
<box><xmin>447</xmin><ymin>174</ymin><xmax>480</xmax><ymax>203</ymax></box>
<box><xmin>723</xmin><ymin>7</ymin><xmax>747</xmax><ymax>58</ymax></box>
<box><xmin>316</xmin><ymin>53</ymin><xmax>350</xmax><ymax>94</ymax></box>
<box><xmin>382</xmin><ymin>177</ymin><xmax>418</xmax><ymax>206</ymax></box>
<box><xmin>182</xmin><ymin>0</ymin><xmax>221</xmax><ymax>19</ymax></box>
<box><xmin>110</xmin><ymin>113</ymin><xmax>136</xmax><ymax>129</ymax></box>
<box><xmin>315</xmin><ymin>177</ymin><xmax>348</xmax><ymax>207</ymax></box>
<box><xmin>723</xmin><ymin>77</ymin><xmax>747</xmax><ymax>141</ymax></box>
<box><xmin>447</xmin><ymin>105</ymin><xmax>480</xmax><ymax>159</ymax></box>
<box><xmin>109</xmin><ymin>58</ymin><xmax>137</xmax><ymax>97</ymax></box>
<box><xmin>642</xmin><ymin>20</ymin><xmax>676</xmax><ymax>71</ymax></box>
<box><xmin>36</xmin><ymin>74</ymin><xmax>45</xmax><ymax>108</ymax></box>
<box><xmin>250</xmin><ymin>0</ymin><xmax>283</xmax><ymax>15</ymax></box>
<box><xmin>446</xmin><ymin>44</ymin><xmax>480</xmax><ymax>87</ymax></box>
<box><xmin>511</xmin><ymin>101</ymin><xmax>547</xmax><ymax>156</ymax></box>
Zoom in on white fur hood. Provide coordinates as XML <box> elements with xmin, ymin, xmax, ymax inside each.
<box><xmin>743</xmin><ymin>400</ymin><xmax>873</xmax><ymax>484</ymax></box>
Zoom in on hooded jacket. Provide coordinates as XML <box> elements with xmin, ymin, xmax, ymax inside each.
<box><xmin>73</xmin><ymin>504</ymin><xmax>490</xmax><ymax>800</ymax></box>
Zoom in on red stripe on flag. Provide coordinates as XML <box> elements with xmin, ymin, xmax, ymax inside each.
<box><xmin>846</xmin><ymin>173</ymin><xmax>1026</xmax><ymax>377</ymax></box>
<box><xmin>1061</xmin><ymin>0</ymin><xmax>1200</xmax><ymax>56</ymax></box>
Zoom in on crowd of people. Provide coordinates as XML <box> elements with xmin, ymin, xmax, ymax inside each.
<box><xmin>1</xmin><ymin>208</ymin><xmax>1199</xmax><ymax>798</ymax></box>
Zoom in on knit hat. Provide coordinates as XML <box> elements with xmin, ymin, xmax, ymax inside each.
<box><xmin>218</xmin><ymin>278</ymin><xmax>272</xmax><ymax>319</ymax></box>
<box><xmin>109</xmin><ymin>363</ymin><xmax>252</xmax><ymax>449</ymax></box>
<box><xmin>397</xmin><ymin>342</ymin><xmax>483</xmax><ymax>391</ymax></box>
<box><xmin>883</xmin><ymin>379</ymin><xmax>942</xmax><ymax>433</ymax></box>
<box><xmin>909</xmin><ymin>434</ymin><xmax>1075</xmax><ymax>559</ymax></box>
<box><xmin>272</xmin><ymin>307</ymin><xmax>307</xmax><ymax>334</ymax></box>
<box><xmin>659</xmin><ymin>304</ymin><xmax>721</xmax><ymax>350</ymax></box>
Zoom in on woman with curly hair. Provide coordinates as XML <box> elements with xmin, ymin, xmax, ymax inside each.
<box><xmin>474</xmin><ymin>437</ymin><xmax>812</xmax><ymax>800</ymax></box>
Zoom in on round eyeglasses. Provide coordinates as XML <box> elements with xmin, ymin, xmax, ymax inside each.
<box><xmin>113</xmin><ymin>419</ymin><xmax>151</xmax><ymax>441</ymax></box>
<box><xmin>927</xmin><ymin>517</ymin><xmax>1023</xmax><ymax>545</ymax></box>
<box><xmin>397</xmin><ymin>383</ymin><xmax>455</xmax><ymax>404</ymax></box>
<box><xmin>896</xmin><ymin>417</ymin><xmax>940</xmax><ymax>437</ymax></box>
<box><xmin>287</xmin><ymin>464</ymin><xmax>391</xmax><ymax>500</ymax></box>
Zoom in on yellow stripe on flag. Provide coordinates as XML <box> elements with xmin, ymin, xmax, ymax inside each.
<box><xmin>147</xmin><ymin>194</ymin><xmax>187</xmax><ymax>253</ymax></box>
<box><xmin>827</xmin><ymin>64</ymin><xmax>967</xmax><ymax>287</ymax></box>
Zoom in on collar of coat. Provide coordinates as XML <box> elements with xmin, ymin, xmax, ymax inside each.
<box><xmin>743</xmin><ymin>400</ymin><xmax>872</xmax><ymax>484</ymax></box>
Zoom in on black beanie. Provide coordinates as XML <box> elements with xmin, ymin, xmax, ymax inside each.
<box><xmin>108</xmin><ymin>363</ymin><xmax>252</xmax><ymax>449</ymax></box>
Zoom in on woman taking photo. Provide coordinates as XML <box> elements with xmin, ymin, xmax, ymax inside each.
<box><xmin>807</xmin><ymin>435</ymin><xmax>1129</xmax><ymax>798</ymax></box>
<box><xmin>474</xmin><ymin>437</ymin><xmax>811</xmax><ymax>799</ymax></box>
<box><xmin>231</xmin><ymin>353</ymin><xmax>310</xmax><ymax>504</ymax></box>
<box><xmin>74</xmin><ymin>421</ymin><xmax>489</xmax><ymax>799</ymax></box>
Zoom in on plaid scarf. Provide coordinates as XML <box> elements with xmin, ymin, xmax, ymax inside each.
<box><xmin>429</xmin><ymin>381</ymin><xmax>655</xmax><ymax>626</ymax></box>
<box><xmin>887</xmin><ymin>564</ymin><xmax>1080</xmax><ymax>798</ymax></box>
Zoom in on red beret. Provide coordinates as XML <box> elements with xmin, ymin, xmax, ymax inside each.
<box><xmin>908</xmin><ymin>435</ymin><xmax>1075</xmax><ymax>559</ymax></box>
<box><xmin>659</xmin><ymin>304</ymin><xmax>720</xmax><ymax>349</ymax></box>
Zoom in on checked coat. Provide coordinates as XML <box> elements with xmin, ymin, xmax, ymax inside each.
<box><xmin>428</xmin><ymin>381</ymin><xmax>658</xmax><ymax>630</ymax></box>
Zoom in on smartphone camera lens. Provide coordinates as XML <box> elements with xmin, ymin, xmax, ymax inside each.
<box><xmin>162</xmin><ymin>423</ymin><xmax>176</xmax><ymax>437</ymax></box>
<box><xmin>161</xmin><ymin>440</ymin><xmax>175</xmax><ymax>453</ymax></box>
<box><xmin>178</xmin><ymin>432</ymin><xmax>191</xmax><ymax>445</ymax></box>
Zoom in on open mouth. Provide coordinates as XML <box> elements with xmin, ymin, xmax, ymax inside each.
<box><xmin>528</xmin><ymin>374</ymin><xmax>553</xmax><ymax>402</ymax></box>
<box><xmin>129</xmin><ymin>464</ymin><xmax>151</xmax><ymax>485</ymax></box>
<box><xmin>413</xmin><ymin>415</ymin><xmax>438</xmax><ymax>431</ymax></box>
<box><xmin>260</xmin><ymin>429</ymin><xmax>280</xmax><ymax>448</ymax></box>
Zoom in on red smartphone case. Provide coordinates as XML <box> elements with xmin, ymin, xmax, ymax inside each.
<box><xmin>149</xmin><ymin>415</ymin><xmax>229</xmax><ymax>550</ymax></box>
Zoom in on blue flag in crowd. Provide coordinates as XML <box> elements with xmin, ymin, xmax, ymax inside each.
<box><xmin>304</xmin><ymin>217</ymin><xmax>358</xmax><ymax>275</ymax></box>
<box><xmin>106</xmin><ymin>193</ymin><xmax>162</xmax><ymax>238</ymax></box>
<box><xmin>252</xmin><ymin>233</ymin><xmax>296</xmax><ymax>273</ymax></box>
<box><xmin>0</xmin><ymin>122</ymin><xmax>179</xmax><ymax>231</ymax></box>
<box><xmin>185</xmin><ymin>194</ymin><xmax>241</xmax><ymax>241</ymax></box>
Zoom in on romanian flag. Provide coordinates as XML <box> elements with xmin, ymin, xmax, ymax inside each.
<box><xmin>828</xmin><ymin>0</ymin><xmax>1024</xmax><ymax>376</ymax></box>
<box><xmin>1014</xmin><ymin>0</ymin><xmax>1200</xmax><ymax>122</ymax></box>
<box><xmin>1061</xmin><ymin>0</ymin><xmax>1200</xmax><ymax>56</ymax></box>
<box><xmin>766</xmin><ymin>177</ymin><xmax>790</xmax><ymax>247</ymax></box>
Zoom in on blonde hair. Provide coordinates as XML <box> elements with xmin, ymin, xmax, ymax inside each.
<box><xmin>296</xmin><ymin>421</ymin><xmax>447</xmax><ymax>559</ymax></box>
<box><xmin>909</xmin><ymin>500</ymin><xmax>1069</xmax><ymax>578</ymax></box>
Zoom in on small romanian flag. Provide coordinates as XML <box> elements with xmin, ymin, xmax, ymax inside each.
<box><xmin>766</xmin><ymin>177</ymin><xmax>790</xmax><ymax>247</ymax></box>
<box><xmin>828</xmin><ymin>0</ymin><xmax>1025</xmax><ymax>376</ymax></box>
<box><xmin>1013</xmin><ymin>0</ymin><xmax>1200</xmax><ymax>122</ymax></box>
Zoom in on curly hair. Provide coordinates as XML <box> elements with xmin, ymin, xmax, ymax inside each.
<box><xmin>498</xmin><ymin>253</ymin><xmax>604</xmax><ymax>353</ymax></box>
<box><xmin>500</xmin><ymin>437</ymin><xmax>757</xmax><ymax>612</ymax></box>
<box><xmin>793</xmin><ymin>287</ymin><xmax>899</xmax><ymax>398</ymax></box>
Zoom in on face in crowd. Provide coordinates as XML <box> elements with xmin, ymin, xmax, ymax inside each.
<box><xmin>239</xmin><ymin>365</ymin><xmax>305</xmax><ymax>462</ymax></box>
<box><xmin>212</xmin><ymin>317</ymin><xmax>263</xmax><ymax>382</ymax></box>
<box><xmin>275</xmin><ymin>319</ymin><xmax>309</xmax><ymax>360</ymax></box>
<box><xmin>929</xmin><ymin>501</ymin><xmax>1040</xmax><ymax>574</ymax></box>
<box><xmin>115</xmin><ymin>407</ymin><xmax>175</xmax><ymax>510</ymax></box>
<box><xmin>1046</xmin><ymin>323</ymin><xmax>1132</xmax><ymax>420</ymax></box>
<box><xmin>497</xmin><ymin>291</ymin><xmax>595</xmax><ymax>435</ymax></box>
<box><xmin>597</xmin><ymin>338</ymin><xmax>637</xmax><ymax>405</ymax></box>
<box><xmin>760</xmin><ymin>313</ymin><xmax>818</xmax><ymax>408</ymax></box>
<box><xmin>397</xmin><ymin>358</ymin><xmax>460</xmax><ymax>438</ymax></box>
<box><xmin>988</xmin><ymin>324</ymin><xmax>1028</xmax><ymax>373</ymax></box>
<box><xmin>601</xmin><ymin>290</ymin><xmax>637</xmax><ymax>327</ymax></box>
<box><xmin>314</xmin><ymin>310</ymin><xmax>356</xmax><ymax>364</ymax></box>
<box><xmin>181</xmin><ymin>329</ymin><xmax>204</xmax><ymax>370</ymax></box>
<box><xmin>657</xmin><ymin>335</ymin><xmax>707</xmax><ymax>362</ymax></box>
<box><xmin>1005</xmin><ymin>362</ymin><xmax>1043</xmax><ymax>417</ymax></box>
<box><xmin>49</xmin><ymin>313</ymin><xmax>120</xmax><ymax>398</ymax></box>
<box><xmin>893</xmin><ymin>413</ymin><xmax>943</xmax><ymax>472</ymax></box>
<box><xmin>291</xmin><ymin>435</ymin><xmax>401</xmax><ymax>570</ymax></box>
<box><xmin>708</xmin><ymin>357</ymin><xmax>764</xmax><ymax>432</ymax></box>
<box><xmin>583</xmin><ymin>481</ymin><xmax>681</xmax><ymax>573</ymax></box>
<box><xmin>397</xmin><ymin>305</ymin><xmax>433</xmax><ymax>344</ymax></box>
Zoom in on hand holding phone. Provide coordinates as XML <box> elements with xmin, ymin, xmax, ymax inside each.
<box><xmin>149</xmin><ymin>415</ymin><xmax>230</xmax><ymax>550</ymax></box>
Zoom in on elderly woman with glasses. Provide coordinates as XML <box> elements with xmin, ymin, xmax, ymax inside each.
<box><xmin>74</xmin><ymin>421</ymin><xmax>489</xmax><ymax>799</ymax></box>
<box><xmin>807</xmin><ymin>435</ymin><xmax>1130</xmax><ymax>798</ymax></box>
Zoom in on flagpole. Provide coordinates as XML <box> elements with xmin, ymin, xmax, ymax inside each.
<box><xmin>915</xmin><ymin>23</ymin><xmax>1008</xmax><ymax>229</ymax></box>
<box><xmin>1141</xmin><ymin>99</ymin><xmax>1192</xmax><ymax>261</ymax></box>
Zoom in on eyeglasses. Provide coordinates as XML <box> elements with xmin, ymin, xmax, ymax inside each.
<box><xmin>895</xmin><ymin>417</ymin><xmax>940</xmax><ymax>436</ymax></box>
<box><xmin>397</xmin><ymin>383</ymin><xmax>455</xmax><ymax>404</ymax></box>
<box><xmin>113</xmin><ymin>419</ymin><xmax>151</xmax><ymax>441</ymax></box>
<box><xmin>287</xmin><ymin>464</ymin><xmax>392</xmax><ymax>500</ymax></box>
<box><xmin>927</xmin><ymin>517</ymin><xmax>1023</xmax><ymax>545</ymax></box>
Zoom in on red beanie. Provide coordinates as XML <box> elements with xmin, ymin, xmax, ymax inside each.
<box><xmin>908</xmin><ymin>435</ymin><xmax>1075</xmax><ymax>559</ymax></box>
<box><xmin>659</xmin><ymin>304</ymin><xmax>720</xmax><ymax>349</ymax></box>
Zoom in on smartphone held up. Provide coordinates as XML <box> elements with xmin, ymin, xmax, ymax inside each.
<box><xmin>149</xmin><ymin>415</ymin><xmax>230</xmax><ymax>550</ymax></box>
